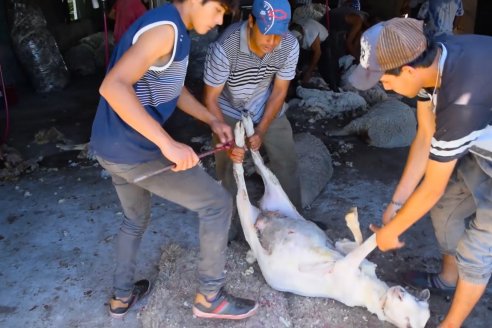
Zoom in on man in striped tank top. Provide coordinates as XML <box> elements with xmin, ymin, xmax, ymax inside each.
<box><xmin>90</xmin><ymin>0</ymin><xmax>257</xmax><ymax>320</ymax></box>
<box><xmin>204</xmin><ymin>0</ymin><xmax>302</xmax><ymax>235</ymax></box>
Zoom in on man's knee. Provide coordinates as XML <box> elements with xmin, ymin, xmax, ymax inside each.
<box><xmin>200</xmin><ymin>185</ymin><xmax>233</xmax><ymax>222</ymax></box>
<box><xmin>430</xmin><ymin>204</ymin><xmax>470</xmax><ymax>254</ymax></box>
<box><xmin>456</xmin><ymin>224</ymin><xmax>492</xmax><ymax>285</ymax></box>
<box><xmin>456</xmin><ymin>255</ymin><xmax>492</xmax><ymax>285</ymax></box>
<box><xmin>218</xmin><ymin>187</ymin><xmax>233</xmax><ymax>215</ymax></box>
<box><xmin>120</xmin><ymin>212</ymin><xmax>151</xmax><ymax>237</ymax></box>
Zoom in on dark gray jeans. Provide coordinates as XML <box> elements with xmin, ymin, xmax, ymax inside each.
<box><xmin>96</xmin><ymin>156</ymin><xmax>232</xmax><ymax>298</ymax></box>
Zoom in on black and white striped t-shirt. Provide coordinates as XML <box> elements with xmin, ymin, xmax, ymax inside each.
<box><xmin>203</xmin><ymin>22</ymin><xmax>299</xmax><ymax>123</ymax></box>
<box><xmin>419</xmin><ymin>36</ymin><xmax>492</xmax><ymax>162</ymax></box>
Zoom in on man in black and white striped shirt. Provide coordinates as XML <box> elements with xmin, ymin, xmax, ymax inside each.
<box><xmin>204</xmin><ymin>0</ymin><xmax>302</xmax><ymax>215</ymax></box>
<box><xmin>350</xmin><ymin>18</ymin><xmax>492</xmax><ymax>328</ymax></box>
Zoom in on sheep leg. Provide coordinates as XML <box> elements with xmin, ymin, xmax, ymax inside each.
<box><xmin>345</xmin><ymin>207</ymin><xmax>363</xmax><ymax>245</ymax></box>
<box><xmin>232</xmin><ymin>121</ymin><xmax>262</xmax><ymax>250</ymax></box>
<box><xmin>241</xmin><ymin>114</ymin><xmax>303</xmax><ymax>220</ymax></box>
<box><xmin>337</xmin><ymin>234</ymin><xmax>377</xmax><ymax>270</ymax></box>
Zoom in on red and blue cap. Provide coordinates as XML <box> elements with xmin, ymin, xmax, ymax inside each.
<box><xmin>252</xmin><ymin>0</ymin><xmax>291</xmax><ymax>35</ymax></box>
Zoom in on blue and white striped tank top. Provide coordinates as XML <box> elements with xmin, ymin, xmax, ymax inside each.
<box><xmin>90</xmin><ymin>4</ymin><xmax>190</xmax><ymax>163</ymax></box>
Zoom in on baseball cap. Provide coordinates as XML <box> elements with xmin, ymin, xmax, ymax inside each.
<box><xmin>349</xmin><ymin>18</ymin><xmax>427</xmax><ymax>90</ymax></box>
<box><xmin>252</xmin><ymin>0</ymin><xmax>291</xmax><ymax>35</ymax></box>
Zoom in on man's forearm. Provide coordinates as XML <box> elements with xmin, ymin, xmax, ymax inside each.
<box><xmin>391</xmin><ymin>103</ymin><xmax>435</xmax><ymax>203</ymax></box>
<box><xmin>392</xmin><ymin>133</ymin><xmax>431</xmax><ymax>202</ymax></box>
<box><xmin>257</xmin><ymin>87</ymin><xmax>288</xmax><ymax>134</ymax></box>
<box><xmin>204</xmin><ymin>98</ymin><xmax>225</xmax><ymax>123</ymax></box>
<box><xmin>203</xmin><ymin>83</ymin><xmax>227</xmax><ymax>124</ymax></box>
<box><xmin>303</xmin><ymin>50</ymin><xmax>321</xmax><ymax>81</ymax></box>
<box><xmin>386</xmin><ymin>181</ymin><xmax>445</xmax><ymax>237</ymax></box>
<box><xmin>453</xmin><ymin>15</ymin><xmax>463</xmax><ymax>30</ymax></box>
<box><xmin>386</xmin><ymin>159</ymin><xmax>457</xmax><ymax>237</ymax></box>
<box><xmin>177</xmin><ymin>87</ymin><xmax>219</xmax><ymax>125</ymax></box>
<box><xmin>303</xmin><ymin>38</ymin><xmax>322</xmax><ymax>82</ymax></box>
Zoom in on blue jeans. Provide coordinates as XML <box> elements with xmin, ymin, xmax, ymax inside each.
<box><xmin>430</xmin><ymin>153</ymin><xmax>492</xmax><ymax>284</ymax></box>
<box><xmin>96</xmin><ymin>156</ymin><xmax>232</xmax><ymax>298</ymax></box>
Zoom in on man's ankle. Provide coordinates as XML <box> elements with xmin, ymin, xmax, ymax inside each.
<box><xmin>438</xmin><ymin>273</ymin><xmax>457</xmax><ymax>287</ymax></box>
<box><xmin>113</xmin><ymin>294</ymin><xmax>131</xmax><ymax>302</ymax></box>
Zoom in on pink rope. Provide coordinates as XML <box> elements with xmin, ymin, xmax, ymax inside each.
<box><xmin>102</xmin><ymin>0</ymin><xmax>109</xmax><ymax>68</ymax></box>
<box><xmin>325</xmin><ymin>0</ymin><xmax>330</xmax><ymax>31</ymax></box>
<box><xmin>0</xmin><ymin>64</ymin><xmax>10</xmax><ymax>145</ymax></box>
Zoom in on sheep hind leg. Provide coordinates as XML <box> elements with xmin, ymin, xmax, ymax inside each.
<box><xmin>232</xmin><ymin>121</ymin><xmax>262</xmax><ymax>250</ymax></box>
<box><xmin>335</xmin><ymin>207</ymin><xmax>364</xmax><ymax>255</ymax></box>
<box><xmin>345</xmin><ymin>207</ymin><xmax>363</xmax><ymax>245</ymax></box>
<box><xmin>241</xmin><ymin>114</ymin><xmax>303</xmax><ymax>220</ymax></box>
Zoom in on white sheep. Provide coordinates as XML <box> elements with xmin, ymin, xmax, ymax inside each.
<box><xmin>330</xmin><ymin>98</ymin><xmax>417</xmax><ymax>148</ymax></box>
<box><xmin>233</xmin><ymin>115</ymin><xmax>430</xmax><ymax>328</ymax></box>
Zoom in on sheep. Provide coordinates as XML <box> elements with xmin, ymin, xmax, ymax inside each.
<box><xmin>232</xmin><ymin>115</ymin><xmax>430</xmax><ymax>328</ymax></box>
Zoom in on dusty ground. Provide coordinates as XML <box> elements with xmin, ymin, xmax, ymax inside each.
<box><xmin>1</xmin><ymin>75</ymin><xmax>491</xmax><ymax>328</ymax></box>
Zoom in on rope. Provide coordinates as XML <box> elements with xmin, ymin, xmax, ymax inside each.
<box><xmin>0</xmin><ymin>64</ymin><xmax>10</xmax><ymax>145</ymax></box>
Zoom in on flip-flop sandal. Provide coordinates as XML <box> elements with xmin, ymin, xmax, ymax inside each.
<box><xmin>109</xmin><ymin>279</ymin><xmax>151</xmax><ymax>318</ymax></box>
<box><xmin>400</xmin><ymin>270</ymin><xmax>455</xmax><ymax>296</ymax></box>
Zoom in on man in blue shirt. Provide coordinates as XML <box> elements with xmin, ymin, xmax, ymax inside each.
<box><xmin>90</xmin><ymin>0</ymin><xmax>257</xmax><ymax>320</ymax></box>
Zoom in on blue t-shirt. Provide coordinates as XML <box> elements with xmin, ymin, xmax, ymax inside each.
<box><xmin>90</xmin><ymin>4</ymin><xmax>190</xmax><ymax>163</ymax></box>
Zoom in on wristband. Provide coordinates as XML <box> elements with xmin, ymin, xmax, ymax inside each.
<box><xmin>390</xmin><ymin>200</ymin><xmax>403</xmax><ymax>207</ymax></box>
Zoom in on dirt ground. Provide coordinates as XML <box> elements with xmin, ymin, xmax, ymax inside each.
<box><xmin>1</xmin><ymin>75</ymin><xmax>491</xmax><ymax>328</ymax></box>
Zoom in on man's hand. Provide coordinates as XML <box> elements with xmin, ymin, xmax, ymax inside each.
<box><xmin>382</xmin><ymin>202</ymin><xmax>401</xmax><ymax>225</ymax></box>
<box><xmin>209</xmin><ymin>119</ymin><xmax>233</xmax><ymax>146</ymax></box>
<box><xmin>160</xmin><ymin>141</ymin><xmax>199</xmax><ymax>172</ymax></box>
<box><xmin>248</xmin><ymin>128</ymin><xmax>265</xmax><ymax>151</ymax></box>
<box><xmin>369</xmin><ymin>224</ymin><xmax>405</xmax><ymax>252</ymax></box>
<box><xmin>228</xmin><ymin>145</ymin><xmax>246</xmax><ymax>163</ymax></box>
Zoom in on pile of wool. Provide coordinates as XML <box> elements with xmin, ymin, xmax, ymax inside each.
<box><xmin>296</xmin><ymin>86</ymin><xmax>367</xmax><ymax>119</ymax></box>
<box><xmin>330</xmin><ymin>98</ymin><xmax>417</xmax><ymax>148</ymax></box>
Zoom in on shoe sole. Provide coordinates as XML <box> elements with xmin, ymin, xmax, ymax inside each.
<box><xmin>109</xmin><ymin>310</ymin><xmax>130</xmax><ymax>319</ymax></box>
<box><xmin>109</xmin><ymin>280</ymin><xmax>152</xmax><ymax>319</ymax></box>
<box><xmin>192</xmin><ymin>303</ymin><xmax>258</xmax><ymax>320</ymax></box>
<box><xmin>109</xmin><ymin>296</ymin><xmax>139</xmax><ymax>319</ymax></box>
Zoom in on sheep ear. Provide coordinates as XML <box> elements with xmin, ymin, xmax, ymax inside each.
<box><xmin>418</xmin><ymin>289</ymin><xmax>430</xmax><ymax>302</ymax></box>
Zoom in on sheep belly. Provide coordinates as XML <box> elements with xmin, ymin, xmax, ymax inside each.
<box><xmin>256</xmin><ymin>214</ymin><xmax>336</xmax><ymax>255</ymax></box>
<box><xmin>255</xmin><ymin>213</ymin><xmax>355</xmax><ymax>297</ymax></box>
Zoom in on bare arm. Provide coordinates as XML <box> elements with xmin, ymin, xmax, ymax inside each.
<box><xmin>249</xmin><ymin>77</ymin><xmax>290</xmax><ymax>150</ymax></box>
<box><xmin>345</xmin><ymin>14</ymin><xmax>363</xmax><ymax>58</ymax></box>
<box><xmin>453</xmin><ymin>15</ymin><xmax>463</xmax><ymax>31</ymax></box>
<box><xmin>453</xmin><ymin>1</ymin><xmax>465</xmax><ymax>31</ymax></box>
<box><xmin>382</xmin><ymin>101</ymin><xmax>435</xmax><ymax>224</ymax></box>
<box><xmin>99</xmin><ymin>24</ymin><xmax>197</xmax><ymax>171</ymax></box>
<box><xmin>108</xmin><ymin>4</ymin><xmax>116</xmax><ymax>20</ymax></box>
<box><xmin>302</xmin><ymin>35</ymin><xmax>322</xmax><ymax>84</ymax></box>
<box><xmin>400</xmin><ymin>0</ymin><xmax>410</xmax><ymax>17</ymax></box>
<box><xmin>203</xmin><ymin>83</ymin><xmax>227</xmax><ymax>123</ymax></box>
<box><xmin>178</xmin><ymin>86</ymin><xmax>232</xmax><ymax>144</ymax></box>
<box><xmin>203</xmin><ymin>82</ymin><xmax>244</xmax><ymax>162</ymax></box>
<box><xmin>372</xmin><ymin>158</ymin><xmax>457</xmax><ymax>251</ymax></box>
